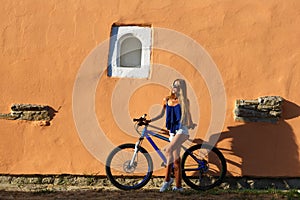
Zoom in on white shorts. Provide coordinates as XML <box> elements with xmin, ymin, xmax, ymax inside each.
<box><xmin>175</xmin><ymin>125</ymin><xmax>189</xmax><ymax>135</ymax></box>
<box><xmin>169</xmin><ymin>126</ymin><xmax>189</xmax><ymax>141</ymax></box>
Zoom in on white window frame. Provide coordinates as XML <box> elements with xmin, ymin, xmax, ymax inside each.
<box><xmin>108</xmin><ymin>26</ymin><xmax>152</xmax><ymax>78</ymax></box>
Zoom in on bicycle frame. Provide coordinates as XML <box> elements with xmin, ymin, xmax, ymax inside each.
<box><xmin>131</xmin><ymin>124</ymin><xmax>189</xmax><ymax>167</ymax></box>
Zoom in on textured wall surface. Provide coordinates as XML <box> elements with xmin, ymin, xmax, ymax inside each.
<box><xmin>0</xmin><ymin>0</ymin><xmax>299</xmax><ymax>177</ymax></box>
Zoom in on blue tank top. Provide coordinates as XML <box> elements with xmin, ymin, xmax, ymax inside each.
<box><xmin>166</xmin><ymin>103</ymin><xmax>182</xmax><ymax>133</ymax></box>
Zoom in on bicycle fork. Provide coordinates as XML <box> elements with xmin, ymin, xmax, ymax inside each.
<box><xmin>129</xmin><ymin>139</ymin><xmax>143</xmax><ymax>167</ymax></box>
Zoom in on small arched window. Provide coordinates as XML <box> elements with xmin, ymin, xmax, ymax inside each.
<box><xmin>120</xmin><ymin>37</ymin><xmax>142</xmax><ymax>68</ymax></box>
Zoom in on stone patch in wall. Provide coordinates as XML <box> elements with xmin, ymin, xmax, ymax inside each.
<box><xmin>234</xmin><ymin>96</ymin><xmax>283</xmax><ymax>123</ymax></box>
<box><xmin>0</xmin><ymin>104</ymin><xmax>57</xmax><ymax>126</ymax></box>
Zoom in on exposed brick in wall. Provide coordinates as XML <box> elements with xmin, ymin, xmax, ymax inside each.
<box><xmin>234</xmin><ymin>96</ymin><xmax>283</xmax><ymax>123</ymax></box>
<box><xmin>0</xmin><ymin>104</ymin><xmax>56</xmax><ymax>125</ymax></box>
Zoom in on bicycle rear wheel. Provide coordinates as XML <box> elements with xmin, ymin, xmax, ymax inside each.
<box><xmin>106</xmin><ymin>143</ymin><xmax>153</xmax><ymax>190</ymax></box>
<box><xmin>181</xmin><ymin>144</ymin><xmax>227</xmax><ymax>190</ymax></box>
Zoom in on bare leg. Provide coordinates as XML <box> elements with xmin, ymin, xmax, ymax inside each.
<box><xmin>165</xmin><ymin>133</ymin><xmax>189</xmax><ymax>185</ymax></box>
<box><xmin>164</xmin><ymin>141</ymin><xmax>174</xmax><ymax>182</ymax></box>
<box><xmin>164</xmin><ymin>164</ymin><xmax>172</xmax><ymax>182</ymax></box>
<box><xmin>173</xmin><ymin>149</ymin><xmax>182</xmax><ymax>188</ymax></box>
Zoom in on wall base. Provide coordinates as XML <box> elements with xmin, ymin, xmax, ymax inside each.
<box><xmin>0</xmin><ymin>175</ymin><xmax>299</xmax><ymax>190</ymax></box>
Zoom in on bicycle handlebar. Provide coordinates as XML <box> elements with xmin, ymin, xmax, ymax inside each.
<box><xmin>133</xmin><ymin>114</ymin><xmax>151</xmax><ymax>126</ymax></box>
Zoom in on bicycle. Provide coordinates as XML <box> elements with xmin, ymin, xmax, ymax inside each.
<box><xmin>105</xmin><ymin>114</ymin><xmax>227</xmax><ymax>191</ymax></box>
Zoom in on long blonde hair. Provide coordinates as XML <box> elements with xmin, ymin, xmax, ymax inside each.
<box><xmin>172</xmin><ymin>79</ymin><xmax>193</xmax><ymax>128</ymax></box>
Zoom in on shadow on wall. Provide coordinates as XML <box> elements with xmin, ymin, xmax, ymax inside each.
<box><xmin>194</xmin><ymin>99</ymin><xmax>300</xmax><ymax>177</ymax></box>
<box><xmin>46</xmin><ymin>106</ymin><xmax>58</xmax><ymax>121</ymax></box>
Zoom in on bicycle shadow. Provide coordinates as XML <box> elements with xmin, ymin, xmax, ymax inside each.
<box><xmin>192</xmin><ymin>99</ymin><xmax>300</xmax><ymax>177</ymax></box>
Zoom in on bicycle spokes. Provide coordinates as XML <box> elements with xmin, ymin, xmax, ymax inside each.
<box><xmin>123</xmin><ymin>160</ymin><xmax>137</xmax><ymax>173</ymax></box>
<box><xmin>106</xmin><ymin>144</ymin><xmax>153</xmax><ymax>190</ymax></box>
<box><xmin>181</xmin><ymin>144</ymin><xmax>226</xmax><ymax>190</ymax></box>
<box><xmin>110</xmin><ymin>149</ymin><xmax>148</xmax><ymax>174</ymax></box>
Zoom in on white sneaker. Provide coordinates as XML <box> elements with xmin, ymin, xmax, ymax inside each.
<box><xmin>172</xmin><ymin>186</ymin><xmax>184</xmax><ymax>192</ymax></box>
<box><xmin>159</xmin><ymin>178</ymin><xmax>174</xmax><ymax>192</ymax></box>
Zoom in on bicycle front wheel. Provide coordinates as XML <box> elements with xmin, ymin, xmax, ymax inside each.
<box><xmin>182</xmin><ymin>144</ymin><xmax>227</xmax><ymax>190</ymax></box>
<box><xmin>105</xmin><ymin>143</ymin><xmax>153</xmax><ymax>190</ymax></box>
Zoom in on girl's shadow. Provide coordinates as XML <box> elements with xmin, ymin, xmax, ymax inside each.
<box><xmin>191</xmin><ymin>99</ymin><xmax>300</xmax><ymax>176</ymax></box>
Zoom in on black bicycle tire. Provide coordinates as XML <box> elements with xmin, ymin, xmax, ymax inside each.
<box><xmin>181</xmin><ymin>144</ymin><xmax>227</xmax><ymax>190</ymax></box>
<box><xmin>105</xmin><ymin>143</ymin><xmax>153</xmax><ymax>190</ymax></box>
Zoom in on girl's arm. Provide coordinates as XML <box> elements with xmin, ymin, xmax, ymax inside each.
<box><xmin>150</xmin><ymin>98</ymin><xmax>167</xmax><ymax>122</ymax></box>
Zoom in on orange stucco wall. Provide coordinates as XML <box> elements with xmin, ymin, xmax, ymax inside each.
<box><xmin>0</xmin><ymin>0</ymin><xmax>299</xmax><ymax>176</ymax></box>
